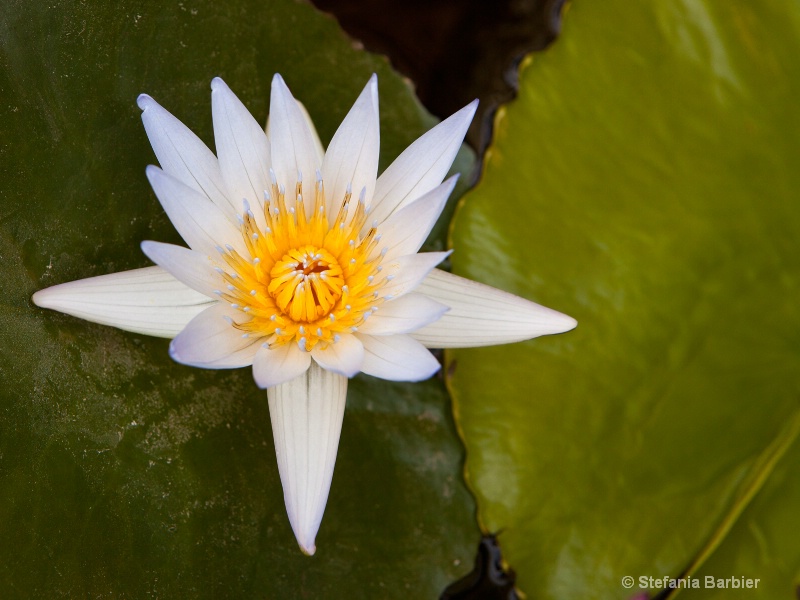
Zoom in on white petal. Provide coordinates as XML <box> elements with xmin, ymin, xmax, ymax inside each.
<box><xmin>358</xmin><ymin>293</ymin><xmax>448</xmax><ymax>336</ymax></box>
<box><xmin>137</xmin><ymin>93</ymin><xmax>237</xmax><ymax>221</ymax></box>
<box><xmin>267</xmin><ymin>362</ymin><xmax>347</xmax><ymax>555</ymax></box>
<box><xmin>169</xmin><ymin>302</ymin><xmax>261</xmax><ymax>368</ymax></box>
<box><xmin>269</xmin><ymin>99</ymin><xmax>325</xmax><ymax>165</ymax></box>
<box><xmin>321</xmin><ymin>75</ymin><xmax>379</xmax><ymax>216</ymax></box>
<box><xmin>356</xmin><ymin>333</ymin><xmax>441</xmax><ymax>381</ymax></box>
<box><xmin>375</xmin><ymin>251</ymin><xmax>451</xmax><ymax>299</ymax></box>
<box><xmin>411</xmin><ymin>269</ymin><xmax>578</xmax><ymax>348</ymax></box>
<box><xmin>310</xmin><ymin>333</ymin><xmax>364</xmax><ymax>377</ymax></box>
<box><xmin>141</xmin><ymin>241</ymin><xmax>223</xmax><ymax>298</ymax></box>
<box><xmin>295</xmin><ymin>100</ymin><xmax>325</xmax><ymax>165</ymax></box>
<box><xmin>146</xmin><ymin>166</ymin><xmax>247</xmax><ymax>258</ymax></box>
<box><xmin>32</xmin><ymin>266</ymin><xmax>213</xmax><ymax>338</ymax></box>
<box><xmin>369</xmin><ymin>100</ymin><xmax>477</xmax><ymax>225</ymax></box>
<box><xmin>211</xmin><ymin>77</ymin><xmax>272</xmax><ymax>226</ymax></box>
<box><xmin>372</xmin><ymin>176</ymin><xmax>457</xmax><ymax>261</ymax></box>
<box><xmin>252</xmin><ymin>341</ymin><xmax>312</xmax><ymax>388</ymax></box>
<box><xmin>268</xmin><ymin>74</ymin><xmax>321</xmax><ymax>210</ymax></box>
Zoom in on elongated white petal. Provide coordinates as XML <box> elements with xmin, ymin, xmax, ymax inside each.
<box><xmin>358</xmin><ymin>293</ymin><xmax>448</xmax><ymax>336</ymax></box>
<box><xmin>372</xmin><ymin>176</ymin><xmax>457</xmax><ymax>261</ymax></box>
<box><xmin>252</xmin><ymin>341</ymin><xmax>312</xmax><ymax>388</ymax></box>
<box><xmin>141</xmin><ymin>241</ymin><xmax>222</xmax><ymax>298</ymax></box>
<box><xmin>296</xmin><ymin>100</ymin><xmax>325</xmax><ymax>165</ymax></box>
<box><xmin>310</xmin><ymin>333</ymin><xmax>364</xmax><ymax>377</ymax></box>
<box><xmin>169</xmin><ymin>302</ymin><xmax>261</xmax><ymax>368</ymax></box>
<box><xmin>211</xmin><ymin>77</ymin><xmax>272</xmax><ymax>226</ymax></box>
<box><xmin>146</xmin><ymin>166</ymin><xmax>247</xmax><ymax>257</ymax></box>
<box><xmin>268</xmin><ymin>74</ymin><xmax>321</xmax><ymax>209</ymax></box>
<box><xmin>369</xmin><ymin>100</ymin><xmax>477</xmax><ymax>225</ymax></box>
<box><xmin>356</xmin><ymin>333</ymin><xmax>441</xmax><ymax>381</ymax></box>
<box><xmin>376</xmin><ymin>250</ymin><xmax>451</xmax><ymax>299</ymax></box>
<box><xmin>265</xmin><ymin>98</ymin><xmax>325</xmax><ymax>165</ymax></box>
<box><xmin>411</xmin><ymin>269</ymin><xmax>577</xmax><ymax>348</ymax></box>
<box><xmin>137</xmin><ymin>94</ymin><xmax>237</xmax><ymax>221</ymax></box>
<box><xmin>321</xmin><ymin>75</ymin><xmax>379</xmax><ymax>216</ymax></box>
<box><xmin>32</xmin><ymin>266</ymin><xmax>213</xmax><ymax>338</ymax></box>
<box><xmin>267</xmin><ymin>363</ymin><xmax>347</xmax><ymax>555</ymax></box>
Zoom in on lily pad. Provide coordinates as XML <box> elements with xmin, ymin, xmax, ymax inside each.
<box><xmin>685</xmin><ymin>414</ymin><xmax>800</xmax><ymax>599</ymax></box>
<box><xmin>447</xmin><ymin>0</ymin><xmax>800</xmax><ymax>597</ymax></box>
<box><xmin>0</xmin><ymin>0</ymin><xmax>476</xmax><ymax>597</ymax></box>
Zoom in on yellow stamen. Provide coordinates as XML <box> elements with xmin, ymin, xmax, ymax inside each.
<box><xmin>217</xmin><ymin>177</ymin><xmax>384</xmax><ymax>352</ymax></box>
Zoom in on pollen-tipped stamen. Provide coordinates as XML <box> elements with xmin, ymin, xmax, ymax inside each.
<box><xmin>216</xmin><ymin>171</ymin><xmax>386</xmax><ymax>352</ymax></box>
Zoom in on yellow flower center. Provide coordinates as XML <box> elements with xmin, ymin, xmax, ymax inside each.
<box><xmin>214</xmin><ymin>174</ymin><xmax>384</xmax><ymax>352</ymax></box>
<box><xmin>268</xmin><ymin>246</ymin><xmax>344</xmax><ymax>321</ymax></box>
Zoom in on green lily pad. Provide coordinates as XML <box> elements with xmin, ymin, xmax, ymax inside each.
<box><xmin>447</xmin><ymin>0</ymin><xmax>800</xmax><ymax>597</ymax></box>
<box><xmin>0</xmin><ymin>0</ymin><xmax>476</xmax><ymax>597</ymax></box>
<box><xmin>684</xmin><ymin>413</ymin><xmax>800</xmax><ymax>599</ymax></box>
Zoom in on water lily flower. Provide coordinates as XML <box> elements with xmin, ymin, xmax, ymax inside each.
<box><xmin>32</xmin><ymin>74</ymin><xmax>576</xmax><ymax>555</ymax></box>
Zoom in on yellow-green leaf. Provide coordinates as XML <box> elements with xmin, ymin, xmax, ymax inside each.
<box><xmin>448</xmin><ymin>0</ymin><xmax>800</xmax><ymax>597</ymax></box>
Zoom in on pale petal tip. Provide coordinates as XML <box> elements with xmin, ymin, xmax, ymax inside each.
<box><xmin>555</xmin><ymin>313</ymin><xmax>578</xmax><ymax>334</ymax></box>
<box><xmin>366</xmin><ymin>74</ymin><xmax>379</xmax><ymax>106</ymax></box>
<box><xmin>210</xmin><ymin>76</ymin><xmax>227</xmax><ymax>91</ymax></box>
<box><xmin>450</xmin><ymin>99</ymin><xmax>478</xmax><ymax>130</ymax></box>
<box><xmin>271</xmin><ymin>74</ymin><xmax>291</xmax><ymax>96</ymax></box>
<box><xmin>441</xmin><ymin>173</ymin><xmax>460</xmax><ymax>193</ymax></box>
<box><xmin>140</xmin><ymin>239</ymin><xmax>155</xmax><ymax>258</ymax></box>
<box><xmin>168</xmin><ymin>339</ymin><xmax>196</xmax><ymax>368</ymax></box>
<box><xmin>168</xmin><ymin>339</ymin><xmax>182</xmax><ymax>363</ymax></box>
<box><xmin>299</xmin><ymin>540</ymin><xmax>317</xmax><ymax>556</ymax></box>
<box><xmin>136</xmin><ymin>93</ymin><xmax>154</xmax><ymax>111</ymax></box>
<box><xmin>31</xmin><ymin>287</ymin><xmax>52</xmax><ymax>309</ymax></box>
<box><xmin>252</xmin><ymin>344</ymin><xmax>313</xmax><ymax>388</ymax></box>
<box><xmin>31</xmin><ymin>283</ymin><xmax>76</xmax><ymax>310</ymax></box>
<box><xmin>419</xmin><ymin>362</ymin><xmax>442</xmax><ymax>382</ymax></box>
<box><xmin>536</xmin><ymin>307</ymin><xmax>578</xmax><ymax>336</ymax></box>
<box><xmin>514</xmin><ymin>301</ymin><xmax>577</xmax><ymax>337</ymax></box>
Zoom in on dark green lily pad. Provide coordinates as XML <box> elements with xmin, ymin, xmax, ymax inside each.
<box><xmin>447</xmin><ymin>0</ymin><xmax>800</xmax><ymax>597</ymax></box>
<box><xmin>0</xmin><ymin>0</ymin><xmax>476</xmax><ymax>597</ymax></box>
